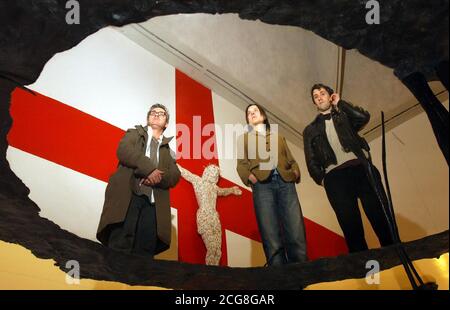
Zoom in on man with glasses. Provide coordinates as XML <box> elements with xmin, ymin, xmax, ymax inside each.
<box><xmin>97</xmin><ymin>104</ymin><xmax>181</xmax><ymax>258</ymax></box>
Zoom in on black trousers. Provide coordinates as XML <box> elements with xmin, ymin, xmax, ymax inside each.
<box><xmin>324</xmin><ymin>164</ymin><xmax>394</xmax><ymax>253</ymax></box>
<box><xmin>108</xmin><ymin>194</ymin><xmax>157</xmax><ymax>257</ymax></box>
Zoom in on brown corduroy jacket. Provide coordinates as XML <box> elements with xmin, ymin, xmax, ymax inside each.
<box><xmin>236</xmin><ymin>130</ymin><xmax>301</xmax><ymax>187</ymax></box>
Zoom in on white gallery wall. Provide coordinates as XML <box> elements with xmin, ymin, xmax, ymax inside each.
<box><xmin>6</xmin><ymin>26</ymin><xmax>448</xmax><ymax>267</ymax></box>
<box><xmin>365</xmin><ymin>105</ymin><xmax>449</xmax><ymax>244</ymax></box>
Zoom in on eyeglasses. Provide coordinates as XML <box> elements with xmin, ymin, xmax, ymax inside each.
<box><xmin>150</xmin><ymin>111</ymin><xmax>167</xmax><ymax>118</ymax></box>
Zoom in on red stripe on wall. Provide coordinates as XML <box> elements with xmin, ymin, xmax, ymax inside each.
<box><xmin>8</xmin><ymin>74</ymin><xmax>348</xmax><ymax>265</ymax></box>
<box><xmin>173</xmin><ymin>70</ymin><xmax>229</xmax><ymax>265</ymax></box>
<box><xmin>305</xmin><ymin>219</ymin><xmax>348</xmax><ymax>259</ymax></box>
<box><xmin>8</xmin><ymin>88</ymin><xmax>123</xmax><ymax>183</ymax></box>
<box><xmin>173</xmin><ymin>70</ymin><xmax>348</xmax><ymax>264</ymax></box>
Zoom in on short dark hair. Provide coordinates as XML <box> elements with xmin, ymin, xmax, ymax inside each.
<box><xmin>311</xmin><ymin>84</ymin><xmax>334</xmax><ymax>104</ymax></box>
<box><xmin>245</xmin><ymin>103</ymin><xmax>271</xmax><ymax>130</ymax></box>
<box><xmin>147</xmin><ymin>103</ymin><xmax>170</xmax><ymax>124</ymax></box>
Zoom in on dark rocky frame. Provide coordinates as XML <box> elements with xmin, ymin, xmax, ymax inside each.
<box><xmin>0</xmin><ymin>0</ymin><xmax>448</xmax><ymax>289</ymax></box>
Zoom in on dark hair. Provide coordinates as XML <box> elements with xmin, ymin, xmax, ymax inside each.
<box><xmin>311</xmin><ymin>84</ymin><xmax>335</xmax><ymax>104</ymax></box>
<box><xmin>147</xmin><ymin>103</ymin><xmax>170</xmax><ymax>131</ymax></box>
<box><xmin>245</xmin><ymin>103</ymin><xmax>271</xmax><ymax>130</ymax></box>
<box><xmin>147</xmin><ymin>103</ymin><xmax>170</xmax><ymax>123</ymax></box>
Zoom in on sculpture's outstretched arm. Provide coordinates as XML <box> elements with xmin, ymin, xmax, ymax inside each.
<box><xmin>177</xmin><ymin>164</ymin><xmax>201</xmax><ymax>184</ymax></box>
<box><xmin>217</xmin><ymin>186</ymin><xmax>242</xmax><ymax>197</ymax></box>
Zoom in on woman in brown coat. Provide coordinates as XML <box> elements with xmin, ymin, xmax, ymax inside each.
<box><xmin>97</xmin><ymin>104</ymin><xmax>180</xmax><ymax>257</ymax></box>
<box><xmin>236</xmin><ymin>104</ymin><xmax>307</xmax><ymax>266</ymax></box>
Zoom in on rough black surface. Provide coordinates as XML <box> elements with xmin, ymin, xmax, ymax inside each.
<box><xmin>0</xmin><ymin>0</ymin><xmax>449</xmax><ymax>289</ymax></box>
<box><xmin>0</xmin><ymin>185</ymin><xmax>448</xmax><ymax>289</ymax></box>
<box><xmin>0</xmin><ymin>0</ymin><xmax>448</xmax><ymax>83</ymax></box>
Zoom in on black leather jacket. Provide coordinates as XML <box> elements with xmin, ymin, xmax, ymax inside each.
<box><xmin>303</xmin><ymin>100</ymin><xmax>371</xmax><ymax>185</ymax></box>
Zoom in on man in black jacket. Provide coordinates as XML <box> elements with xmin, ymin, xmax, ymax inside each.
<box><xmin>303</xmin><ymin>84</ymin><xmax>393</xmax><ymax>253</ymax></box>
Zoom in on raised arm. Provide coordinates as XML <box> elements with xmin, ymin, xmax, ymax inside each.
<box><xmin>177</xmin><ymin>164</ymin><xmax>200</xmax><ymax>184</ymax></box>
<box><xmin>337</xmin><ymin>100</ymin><xmax>370</xmax><ymax>132</ymax></box>
<box><xmin>217</xmin><ymin>186</ymin><xmax>242</xmax><ymax>197</ymax></box>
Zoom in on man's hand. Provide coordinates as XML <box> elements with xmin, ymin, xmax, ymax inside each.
<box><xmin>141</xmin><ymin>169</ymin><xmax>165</xmax><ymax>187</ymax></box>
<box><xmin>248</xmin><ymin>174</ymin><xmax>258</xmax><ymax>185</ymax></box>
<box><xmin>294</xmin><ymin>170</ymin><xmax>300</xmax><ymax>180</ymax></box>
<box><xmin>330</xmin><ymin>93</ymin><xmax>340</xmax><ymax>106</ymax></box>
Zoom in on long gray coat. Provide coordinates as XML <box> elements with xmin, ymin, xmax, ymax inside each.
<box><xmin>97</xmin><ymin>125</ymin><xmax>180</xmax><ymax>254</ymax></box>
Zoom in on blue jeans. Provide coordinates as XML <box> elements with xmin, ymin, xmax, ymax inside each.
<box><xmin>252</xmin><ymin>174</ymin><xmax>307</xmax><ymax>266</ymax></box>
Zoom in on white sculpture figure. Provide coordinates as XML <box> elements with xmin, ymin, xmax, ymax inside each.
<box><xmin>177</xmin><ymin>164</ymin><xmax>242</xmax><ymax>266</ymax></box>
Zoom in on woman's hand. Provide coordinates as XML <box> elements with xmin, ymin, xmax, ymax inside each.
<box><xmin>248</xmin><ymin>174</ymin><xmax>258</xmax><ymax>185</ymax></box>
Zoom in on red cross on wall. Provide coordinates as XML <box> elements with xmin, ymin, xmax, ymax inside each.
<box><xmin>8</xmin><ymin>71</ymin><xmax>348</xmax><ymax>268</ymax></box>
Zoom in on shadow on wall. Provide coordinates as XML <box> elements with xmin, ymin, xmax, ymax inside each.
<box><xmin>358</xmin><ymin>211</ymin><xmax>431</xmax><ymax>290</ymax></box>
<box><xmin>361</xmin><ymin>205</ymin><xmax>428</xmax><ymax>248</ymax></box>
<box><xmin>395</xmin><ymin>214</ymin><xmax>428</xmax><ymax>242</ymax></box>
<box><xmin>155</xmin><ymin>214</ymin><xmax>178</xmax><ymax>261</ymax></box>
<box><xmin>250</xmin><ymin>240</ymin><xmax>266</xmax><ymax>267</ymax></box>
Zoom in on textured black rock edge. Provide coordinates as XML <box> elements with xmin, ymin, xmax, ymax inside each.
<box><xmin>0</xmin><ymin>0</ymin><xmax>448</xmax><ymax>289</ymax></box>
